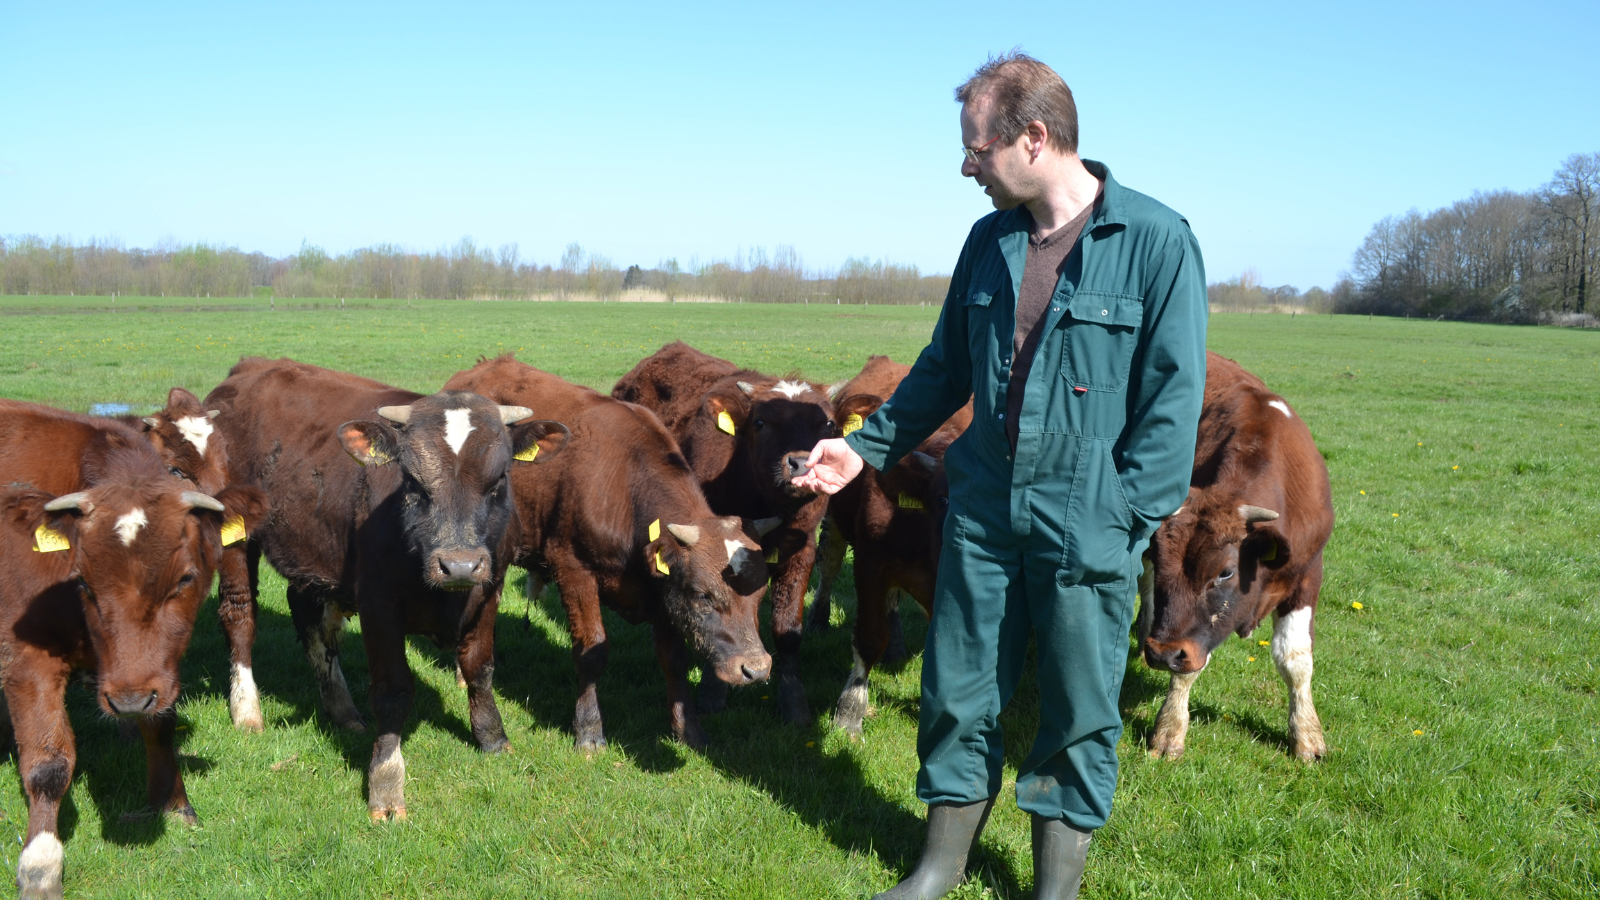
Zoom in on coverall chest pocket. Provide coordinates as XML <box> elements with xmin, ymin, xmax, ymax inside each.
<box><xmin>964</xmin><ymin>287</ymin><xmax>997</xmax><ymax>377</ymax></box>
<box><xmin>1060</xmin><ymin>292</ymin><xmax>1142</xmax><ymax>393</ymax></box>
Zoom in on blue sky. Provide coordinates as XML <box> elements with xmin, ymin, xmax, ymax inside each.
<box><xmin>3</xmin><ymin>1</ymin><xmax>1597</xmax><ymax>289</ymax></box>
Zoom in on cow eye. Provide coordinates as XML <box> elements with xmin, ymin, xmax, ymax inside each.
<box><xmin>1218</xmin><ymin>567</ymin><xmax>1236</xmax><ymax>581</ymax></box>
<box><xmin>168</xmin><ymin>466</ymin><xmax>187</xmax><ymax>479</ymax></box>
<box><xmin>752</xmin><ymin>418</ymin><xmax>766</xmax><ymax>430</ymax></box>
<box><xmin>826</xmin><ymin>419</ymin><xmax>837</xmax><ymax>433</ymax></box>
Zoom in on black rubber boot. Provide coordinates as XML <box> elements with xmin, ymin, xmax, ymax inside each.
<box><xmin>1030</xmin><ymin>815</ymin><xmax>1091</xmax><ymax>900</ymax></box>
<box><xmin>873</xmin><ymin>798</ymin><xmax>995</xmax><ymax>900</ymax></box>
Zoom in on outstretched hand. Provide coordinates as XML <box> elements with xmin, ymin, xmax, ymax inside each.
<box><xmin>791</xmin><ymin>438</ymin><xmax>864</xmax><ymax>495</ymax></box>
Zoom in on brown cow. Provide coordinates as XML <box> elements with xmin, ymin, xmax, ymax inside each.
<box><xmin>805</xmin><ymin>355</ymin><xmax>973</xmax><ymax>735</ymax></box>
<box><xmin>445</xmin><ymin>355</ymin><xmax>776</xmax><ymax>750</ymax></box>
<box><xmin>613</xmin><ymin>341</ymin><xmax>838</xmax><ymax>724</ymax></box>
<box><xmin>1139</xmin><ymin>351</ymin><xmax>1335</xmax><ymax>762</ymax></box>
<box><xmin>0</xmin><ymin>400</ymin><xmax>264</xmax><ymax>900</ymax></box>
<box><xmin>204</xmin><ymin>358</ymin><xmax>569</xmax><ymax>819</ymax></box>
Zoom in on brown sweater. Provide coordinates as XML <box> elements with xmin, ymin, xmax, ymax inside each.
<box><xmin>1005</xmin><ymin>190</ymin><xmax>1100</xmax><ymax>451</ymax></box>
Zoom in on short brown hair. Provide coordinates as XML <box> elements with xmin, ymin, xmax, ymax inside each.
<box><xmin>955</xmin><ymin>51</ymin><xmax>1079</xmax><ymax>155</ymax></box>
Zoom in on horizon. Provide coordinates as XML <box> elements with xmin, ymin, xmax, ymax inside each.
<box><xmin>4</xmin><ymin>1</ymin><xmax>1597</xmax><ymax>292</ymax></box>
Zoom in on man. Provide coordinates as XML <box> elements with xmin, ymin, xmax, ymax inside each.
<box><xmin>794</xmin><ymin>53</ymin><xmax>1206</xmax><ymax>900</ymax></box>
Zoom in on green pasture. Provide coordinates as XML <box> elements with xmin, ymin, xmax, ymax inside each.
<box><xmin>0</xmin><ymin>297</ymin><xmax>1595</xmax><ymax>899</ymax></box>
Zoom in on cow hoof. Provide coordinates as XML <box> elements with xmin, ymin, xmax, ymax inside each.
<box><xmin>166</xmin><ymin>805</ymin><xmax>199</xmax><ymax>826</ymax></box>
<box><xmin>1293</xmin><ymin>736</ymin><xmax>1327</xmax><ymax>762</ymax></box>
<box><xmin>233</xmin><ymin>715</ymin><xmax>264</xmax><ymax>734</ymax></box>
<box><xmin>369</xmin><ymin>805</ymin><xmax>407</xmax><ymax>822</ymax></box>
<box><xmin>696</xmin><ymin>678</ymin><xmax>729</xmax><ymax>715</ymax></box>
<box><xmin>679</xmin><ymin>724</ymin><xmax>709</xmax><ymax>753</ymax></box>
<box><xmin>1148</xmin><ymin>739</ymin><xmax>1186</xmax><ymax>760</ymax></box>
<box><xmin>336</xmin><ymin>716</ymin><xmax>367</xmax><ymax>732</ymax></box>
<box><xmin>575</xmin><ymin>735</ymin><xmax>608</xmax><ymax>755</ymax></box>
<box><xmin>479</xmin><ymin>735</ymin><xmax>511</xmax><ymax>754</ymax></box>
<box><xmin>832</xmin><ymin>714</ymin><xmax>864</xmax><ymax>739</ymax></box>
<box><xmin>16</xmin><ymin>832</ymin><xmax>63</xmax><ymax>900</ymax></box>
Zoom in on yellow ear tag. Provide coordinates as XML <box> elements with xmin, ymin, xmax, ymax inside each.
<box><xmin>1260</xmin><ymin>540</ymin><xmax>1277</xmax><ymax>562</ymax></box>
<box><xmin>654</xmin><ymin>551</ymin><xmax>670</xmax><ymax>575</ymax></box>
<box><xmin>716</xmin><ymin>410</ymin><xmax>737</xmax><ymax>436</ymax></box>
<box><xmin>514</xmin><ymin>443</ymin><xmax>539</xmax><ymax>462</ymax></box>
<box><xmin>220</xmin><ymin>515</ymin><xmax>247</xmax><ymax>547</ymax></box>
<box><xmin>765</xmin><ymin>548</ymin><xmax>779</xmax><ymax>564</ymax></box>
<box><xmin>648</xmin><ymin>519</ymin><xmax>661</xmax><ymax>542</ymax></box>
<box><xmin>897</xmin><ymin>492</ymin><xmax>925</xmax><ymax>510</ymax></box>
<box><xmin>842</xmin><ymin>413</ymin><xmax>864</xmax><ymax>436</ymax></box>
<box><xmin>33</xmin><ymin>523</ymin><xmax>70</xmax><ymax>553</ymax></box>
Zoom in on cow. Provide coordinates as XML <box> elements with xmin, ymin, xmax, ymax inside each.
<box><xmin>1138</xmin><ymin>351</ymin><xmax>1335</xmax><ymax>762</ymax></box>
<box><xmin>203</xmin><ymin>358</ymin><xmax>569</xmax><ymax>819</ymax></box>
<box><xmin>0</xmin><ymin>399</ymin><xmax>264</xmax><ymax>900</ymax></box>
<box><xmin>613</xmin><ymin>341</ymin><xmax>838</xmax><ymax>725</ymax></box>
<box><xmin>803</xmin><ymin>355</ymin><xmax>973</xmax><ymax>735</ymax></box>
<box><xmin>445</xmin><ymin>355</ymin><xmax>776</xmax><ymax>750</ymax></box>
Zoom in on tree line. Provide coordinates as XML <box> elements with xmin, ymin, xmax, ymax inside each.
<box><xmin>0</xmin><ymin>236</ymin><xmax>951</xmax><ymax>306</ymax></box>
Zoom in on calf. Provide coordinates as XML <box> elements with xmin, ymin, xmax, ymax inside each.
<box><xmin>0</xmin><ymin>400</ymin><xmax>263</xmax><ymax>900</ymax></box>
<box><xmin>204</xmin><ymin>358</ymin><xmax>569</xmax><ymax>819</ymax></box>
<box><xmin>804</xmin><ymin>355</ymin><xmax>972</xmax><ymax>735</ymax></box>
<box><xmin>613</xmin><ymin>341</ymin><xmax>837</xmax><ymax>724</ymax></box>
<box><xmin>1139</xmin><ymin>351</ymin><xmax>1335</xmax><ymax>762</ymax></box>
<box><xmin>446</xmin><ymin>355</ymin><xmax>775</xmax><ymax>750</ymax></box>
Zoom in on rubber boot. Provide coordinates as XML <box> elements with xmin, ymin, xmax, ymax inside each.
<box><xmin>1030</xmin><ymin>814</ymin><xmax>1091</xmax><ymax>900</ymax></box>
<box><xmin>872</xmin><ymin>798</ymin><xmax>995</xmax><ymax>900</ymax></box>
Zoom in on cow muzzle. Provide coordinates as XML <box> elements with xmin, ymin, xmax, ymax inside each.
<box><xmin>712</xmin><ymin>651</ymin><xmax>773</xmax><ymax>686</ymax></box>
<box><xmin>103</xmin><ymin>688</ymin><xmax>161</xmax><ymax>718</ymax></box>
<box><xmin>429</xmin><ymin>548</ymin><xmax>492</xmax><ymax>590</ymax></box>
<box><xmin>1142</xmin><ymin>638</ymin><xmax>1210</xmax><ymax>675</ymax></box>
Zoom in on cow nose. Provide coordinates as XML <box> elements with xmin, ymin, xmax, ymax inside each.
<box><xmin>105</xmin><ymin>690</ymin><xmax>158</xmax><ymax>717</ymax></box>
<box><xmin>740</xmin><ymin>656</ymin><xmax>772</xmax><ymax>684</ymax></box>
<box><xmin>1144</xmin><ymin>639</ymin><xmax>1207</xmax><ymax>674</ymax></box>
<box><xmin>433</xmin><ymin>550</ymin><xmax>489</xmax><ymax>587</ymax></box>
<box><xmin>784</xmin><ymin>454</ymin><xmax>811</xmax><ymax>478</ymax></box>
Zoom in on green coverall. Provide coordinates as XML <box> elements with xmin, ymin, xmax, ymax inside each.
<box><xmin>843</xmin><ymin>161</ymin><xmax>1207</xmax><ymax>831</ymax></box>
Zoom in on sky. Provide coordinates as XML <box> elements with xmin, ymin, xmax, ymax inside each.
<box><xmin>3</xmin><ymin>1</ymin><xmax>1598</xmax><ymax>290</ymax></box>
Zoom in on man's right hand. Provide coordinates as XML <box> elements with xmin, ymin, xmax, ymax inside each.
<box><xmin>791</xmin><ymin>438</ymin><xmax>864</xmax><ymax>495</ymax></box>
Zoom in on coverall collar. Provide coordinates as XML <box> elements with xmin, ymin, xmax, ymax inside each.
<box><xmin>998</xmin><ymin>160</ymin><xmax>1129</xmax><ymax>299</ymax></box>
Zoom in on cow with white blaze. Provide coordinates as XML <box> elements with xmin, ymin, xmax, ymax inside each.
<box><xmin>1139</xmin><ymin>351</ymin><xmax>1335</xmax><ymax>762</ymax></box>
<box><xmin>204</xmin><ymin>358</ymin><xmax>569</xmax><ymax>819</ymax></box>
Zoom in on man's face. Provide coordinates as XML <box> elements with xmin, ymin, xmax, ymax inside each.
<box><xmin>960</xmin><ymin>97</ymin><xmax>1036</xmax><ymax>211</ymax></box>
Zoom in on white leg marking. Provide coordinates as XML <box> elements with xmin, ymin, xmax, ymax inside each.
<box><xmin>230</xmin><ymin>662</ymin><xmax>264</xmax><ymax>731</ymax></box>
<box><xmin>1150</xmin><ymin>670</ymin><xmax>1201</xmax><ymax>759</ymax></box>
<box><xmin>114</xmin><ymin>508</ymin><xmax>147</xmax><ymax>546</ymax></box>
<box><xmin>833</xmin><ymin>647</ymin><xmax>871</xmax><ymax>735</ymax></box>
<box><xmin>17</xmin><ymin>832</ymin><xmax>64</xmax><ymax>900</ymax></box>
<box><xmin>368</xmin><ymin>743</ymin><xmax>407</xmax><ymax>819</ymax></box>
<box><xmin>308</xmin><ymin>605</ymin><xmax>362</xmax><ymax>729</ymax></box>
<box><xmin>1267</xmin><ymin>399</ymin><xmax>1293</xmax><ymax>419</ymax></box>
<box><xmin>1271</xmin><ymin>606</ymin><xmax>1326</xmax><ymax>760</ymax></box>
<box><xmin>175</xmin><ymin>415</ymin><xmax>213</xmax><ymax>455</ymax></box>
<box><xmin>443</xmin><ymin>408</ymin><xmax>475</xmax><ymax>455</ymax></box>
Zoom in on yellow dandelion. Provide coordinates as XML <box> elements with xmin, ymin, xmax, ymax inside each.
<box><xmin>1351</xmin><ymin>601</ymin><xmax>1365</xmax><ymax>610</ymax></box>
<box><xmin>1417</xmin><ymin>442</ymin><xmax>1423</xmax><ymax>446</ymax></box>
<box><xmin>805</xmin><ymin>741</ymin><xmax>815</xmax><ymax>748</ymax></box>
<box><xmin>1452</xmin><ymin>465</ymin><xmax>1459</xmax><ymax>470</ymax></box>
<box><xmin>1258</xmin><ymin>640</ymin><xmax>1270</xmax><ymax>646</ymax></box>
<box><xmin>1247</xmin><ymin>656</ymin><xmax>1256</xmax><ymax>662</ymax></box>
<box><xmin>1413</xmin><ymin>729</ymin><xmax>1424</xmax><ymax>736</ymax></box>
<box><xmin>1359</xmin><ymin>490</ymin><xmax>1366</xmax><ymax>495</ymax></box>
<box><xmin>1392</xmin><ymin>513</ymin><xmax>1400</xmax><ymax>517</ymax></box>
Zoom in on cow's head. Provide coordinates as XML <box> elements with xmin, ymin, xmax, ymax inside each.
<box><xmin>705</xmin><ymin>378</ymin><xmax>838</xmax><ymax>500</ymax></box>
<box><xmin>646</xmin><ymin>515</ymin><xmax>777</xmax><ymax>685</ymax></box>
<box><xmin>338</xmin><ymin>391</ymin><xmax>569</xmax><ymax>591</ymax></box>
<box><xmin>1141</xmin><ymin>494</ymin><xmax>1290</xmax><ymax>674</ymax></box>
<box><xmin>5</xmin><ymin>453</ymin><xmax>267</xmax><ymax>720</ymax></box>
<box><xmin>135</xmin><ymin>387</ymin><xmax>229</xmax><ymax>494</ymax></box>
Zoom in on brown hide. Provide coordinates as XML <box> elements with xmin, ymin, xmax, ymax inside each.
<box><xmin>0</xmin><ymin>401</ymin><xmax>265</xmax><ymax>892</ymax></box>
<box><xmin>806</xmin><ymin>356</ymin><xmax>973</xmax><ymax>734</ymax></box>
<box><xmin>1139</xmin><ymin>351</ymin><xmax>1334</xmax><ymax>761</ymax></box>
<box><xmin>613</xmin><ymin>341</ymin><xmax>836</xmax><ymax>724</ymax></box>
<box><xmin>445</xmin><ymin>355</ymin><xmax>773</xmax><ymax>750</ymax></box>
<box><xmin>204</xmin><ymin>357</ymin><xmax>568</xmax><ymax>818</ymax></box>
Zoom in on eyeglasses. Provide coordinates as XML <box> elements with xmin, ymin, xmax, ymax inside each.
<box><xmin>962</xmin><ymin>133</ymin><xmax>1005</xmax><ymax>164</ymax></box>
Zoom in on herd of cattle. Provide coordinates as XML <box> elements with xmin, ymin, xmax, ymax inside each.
<box><xmin>0</xmin><ymin>342</ymin><xmax>1332</xmax><ymax>898</ymax></box>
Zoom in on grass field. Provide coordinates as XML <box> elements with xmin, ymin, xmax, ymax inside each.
<box><xmin>0</xmin><ymin>297</ymin><xmax>1595</xmax><ymax>899</ymax></box>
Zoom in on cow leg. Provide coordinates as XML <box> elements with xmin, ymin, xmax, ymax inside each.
<box><xmin>805</xmin><ymin>516</ymin><xmax>846</xmax><ymax>634</ymax></box>
<box><xmin>1271</xmin><ymin>604</ymin><xmax>1326</xmax><ymax>761</ymax></box>
<box><xmin>139</xmin><ymin>715</ymin><xmax>196</xmax><ymax>824</ymax></box>
<box><xmin>835</xmin><ymin>565</ymin><xmax>891</xmax><ymax>736</ymax></box>
<box><xmin>652</xmin><ymin>622</ymin><xmax>708</xmax><ymax>751</ymax></box>
<box><xmin>880</xmin><ymin>591</ymin><xmax>909</xmax><ymax>666</ymax></box>
<box><xmin>458</xmin><ymin>584</ymin><xmax>510</xmax><ymax>753</ymax></box>
<box><xmin>522</xmin><ymin>568</ymin><xmax>547</xmax><ymax>632</ymax></box>
<box><xmin>218</xmin><ymin>538</ymin><xmax>264</xmax><ymax>732</ymax></box>
<box><xmin>9</xmin><ymin>659</ymin><xmax>73</xmax><ymax>900</ymax></box>
<box><xmin>1149</xmin><ymin>670</ymin><xmax>1201</xmax><ymax>759</ymax></box>
<box><xmin>362</xmin><ymin>623</ymin><xmax>414</xmax><ymax>821</ymax></box>
<box><xmin>770</xmin><ymin>531</ymin><xmax>816</xmax><ymax>726</ymax></box>
<box><xmin>289</xmin><ymin>587</ymin><xmax>365</xmax><ymax>731</ymax></box>
<box><xmin>554</xmin><ymin>561</ymin><xmax>609</xmax><ymax>752</ymax></box>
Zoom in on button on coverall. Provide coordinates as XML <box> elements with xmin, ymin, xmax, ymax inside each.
<box><xmin>842</xmin><ymin>161</ymin><xmax>1207</xmax><ymax>831</ymax></box>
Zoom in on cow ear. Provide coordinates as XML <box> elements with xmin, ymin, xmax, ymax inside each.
<box><xmin>836</xmin><ymin>393</ymin><xmax>884</xmax><ymax>422</ymax></box>
<box><xmin>165</xmin><ymin>387</ymin><xmax>205</xmax><ymax>416</ymax></box>
<box><xmin>338</xmin><ymin>420</ymin><xmax>401</xmax><ymax>467</ymax></box>
<box><xmin>210</xmin><ymin>485</ymin><xmax>269</xmax><ymax>541</ymax></box>
<box><xmin>704</xmin><ymin>388</ymin><xmax>748</xmax><ymax>434</ymax></box>
<box><xmin>510</xmin><ymin>420</ymin><xmax>570</xmax><ymax>464</ymax></box>
<box><xmin>3</xmin><ymin>488</ymin><xmax>85</xmax><ymax>557</ymax></box>
<box><xmin>1245</xmin><ymin>525</ymin><xmax>1289</xmax><ymax>568</ymax></box>
<box><xmin>643</xmin><ymin>534</ymin><xmax>681</xmax><ymax>580</ymax></box>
